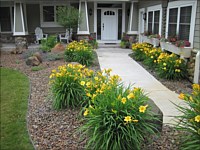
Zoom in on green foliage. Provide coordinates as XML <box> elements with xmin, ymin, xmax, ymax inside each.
<box><xmin>45</xmin><ymin>53</ymin><xmax>63</xmax><ymax>61</ymax></box>
<box><xmin>156</xmin><ymin>53</ymin><xmax>187</xmax><ymax>80</ymax></box>
<box><xmin>132</xmin><ymin>43</ymin><xmax>153</xmax><ymax>61</ymax></box>
<box><xmin>132</xmin><ymin>43</ymin><xmax>188</xmax><ymax>80</ymax></box>
<box><xmin>0</xmin><ymin>68</ymin><xmax>34</xmax><ymax>149</ymax></box>
<box><xmin>80</xmin><ymin>84</ymin><xmax>159</xmax><ymax>150</ymax></box>
<box><xmin>88</xmin><ymin>36</ymin><xmax>98</xmax><ymax>49</ymax></box>
<box><xmin>57</xmin><ymin>6</ymin><xmax>80</xmax><ymax>30</ymax></box>
<box><xmin>143</xmin><ymin>48</ymin><xmax>162</xmax><ymax>68</ymax></box>
<box><xmin>40</xmin><ymin>35</ymin><xmax>57</xmax><ymax>52</ymax></box>
<box><xmin>49</xmin><ymin>64</ymin><xmax>86</xmax><ymax>109</ymax></box>
<box><xmin>31</xmin><ymin>66</ymin><xmax>44</xmax><ymax>71</ymax></box>
<box><xmin>176</xmin><ymin>84</ymin><xmax>200</xmax><ymax>150</ymax></box>
<box><xmin>64</xmin><ymin>40</ymin><xmax>94</xmax><ymax>66</ymax></box>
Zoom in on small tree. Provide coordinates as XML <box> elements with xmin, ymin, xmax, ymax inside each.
<box><xmin>57</xmin><ymin>6</ymin><xmax>81</xmax><ymax>31</ymax></box>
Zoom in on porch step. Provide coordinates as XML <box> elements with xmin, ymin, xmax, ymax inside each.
<box><xmin>98</xmin><ymin>43</ymin><xmax>120</xmax><ymax>48</ymax></box>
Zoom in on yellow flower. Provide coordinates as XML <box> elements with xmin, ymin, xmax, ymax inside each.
<box><xmin>132</xmin><ymin>119</ymin><xmax>139</xmax><ymax>123</ymax></box>
<box><xmin>139</xmin><ymin>105</ymin><xmax>148</xmax><ymax>113</ymax></box>
<box><xmin>178</xmin><ymin>93</ymin><xmax>185</xmax><ymax>100</ymax></box>
<box><xmin>86</xmin><ymin>93</ymin><xmax>92</xmax><ymax>97</ymax></box>
<box><xmin>163</xmin><ymin>63</ymin><xmax>167</xmax><ymax>66</ymax></box>
<box><xmin>154</xmin><ymin>60</ymin><xmax>157</xmax><ymax>63</ymax></box>
<box><xmin>49</xmin><ymin>74</ymin><xmax>55</xmax><ymax>79</ymax></box>
<box><xmin>94</xmin><ymin>77</ymin><xmax>99</xmax><ymax>81</ymax></box>
<box><xmin>83</xmin><ymin>109</ymin><xmax>89</xmax><ymax>116</ymax></box>
<box><xmin>80</xmin><ymin>81</ymin><xmax>85</xmax><ymax>86</ymax></box>
<box><xmin>127</xmin><ymin>93</ymin><xmax>135</xmax><ymax>99</ymax></box>
<box><xmin>193</xmin><ymin>84</ymin><xmax>200</xmax><ymax>91</ymax></box>
<box><xmin>194</xmin><ymin>115</ymin><xmax>200</xmax><ymax>122</ymax></box>
<box><xmin>124</xmin><ymin>116</ymin><xmax>132</xmax><ymax>123</ymax></box>
<box><xmin>151</xmin><ymin>56</ymin><xmax>154</xmax><ymax>59</ymax></box>
<box><xmin>121</xmin><ymin>97</ymin><xmax>127</xmax><ymax>104</ymax></box>
<box><xmin>51</xmin><ymin>69</ymin><xmax>56</xmax><ymax>73</ymax></box>
<box><xmin>86</xmin><ymin>82</ymin><xmax>91</xmax><ymax>87</ymax></box>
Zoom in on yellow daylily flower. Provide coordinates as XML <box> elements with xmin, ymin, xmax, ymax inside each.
<box><xmin>124</xmin><ymin>116</ymin><xmax>132</xmax><ymax>123</ymax></box>
<box><xmin>195</xmin><ymin>115</ymin><xmax>200</xmax><ymax>123</ymax></box>
<box><xmin>121</xmin><ymin>97</ymin><xmax>127</xmax><ymax>104</ymax></box>
<box><xmin>139</xmin><ymin>105</ymin><xmax>148</xmax><ymax>113</ymax></box>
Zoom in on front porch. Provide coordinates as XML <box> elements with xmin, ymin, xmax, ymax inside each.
<box><xmin>0</xmin><ymin>0</ymin><xmax>139</xmax><ymax>44</ymax></box>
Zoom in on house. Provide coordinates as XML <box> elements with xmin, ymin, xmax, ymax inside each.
<box><xmin>0</xmin><ymin>0</ymin><xmax>199</xmax><ymax>48</ymax></box>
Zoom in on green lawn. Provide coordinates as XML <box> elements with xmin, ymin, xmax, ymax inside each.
<box><xmin>0</xmin><ymin>68</ymin><xmax>34</xmax><ymax>150</ymax></box>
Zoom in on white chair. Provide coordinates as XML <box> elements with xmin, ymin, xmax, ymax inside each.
<box><xmin>59</xmin><ymin>29</ymin><xmax>69</xmax><ymax>43</ymax></box>
<box><xmin>35</xmin><ymin>27</ymin><xmax>48</xmax><ymax>44</ymax></box>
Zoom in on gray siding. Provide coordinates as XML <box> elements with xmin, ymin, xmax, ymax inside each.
<box><xmin>131</xmin><ymin>3</ymin><xmax>138</xmax><ymax>31</ymax></box>
<box><xmin>194</xmin><ymin>0</ymin><xmax>200</xmax><ymax>50</ymax></box>
<box><xmin>88</xmin><ymin>2</ymin><xmax>94</xmax><ymax>33</ymax></box>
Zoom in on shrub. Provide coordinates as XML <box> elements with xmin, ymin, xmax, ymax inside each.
<box><xmin>176</xmin><ymin>84</ymin><xmax>200</xmax><ymax>150</ymax></box>
<box><xmin>143</xmin><ymin>48</ymin><xmax>162</xmax><ymax>68</ymax></box>
<box><xmin>44</xmin><ymin>53</ymin><xmax>63</xmax><ymax>61</ymax></box>
<box><xmin>88</xmin><ymin>36</ymin><xmax>98</xmax><ymax>49</ymax></box>
<box><xmin>49</xmin><ymin>64</ymin><xmax>87</xmax><ymax>109</ymax></box>
<box><xmin>65</xmin><ymin>40</ymin><xmax>94</xmax><ymax>66</ymax></box>
<box><xmin>40</xmin><ymin>35</ymin><xmax>57</xmax><ymax>52</ymax></box>
<box><xmin>80</xmin><ymin>84</ymin><xmax>159</xmax><ymax>150</ymax></box>
<box><xmin>132</xmin><ymin>43</ymin><xmax>153</xmax><ymax>61</ymax></box>
<box><xmin>156</xmin><ymin>53</ymin><xmax>187</xmax><ymax>80</ymax></box>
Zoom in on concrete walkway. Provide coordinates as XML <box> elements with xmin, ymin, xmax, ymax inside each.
<box><xmin>97</xmin><ymin>48</ymin><xmax>186</xmax><ymax>125</ymax></box>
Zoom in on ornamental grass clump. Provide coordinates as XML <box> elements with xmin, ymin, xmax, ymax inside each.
<box><xmin>65</xmin><ymin>40</ymin><xmax>94</xmax><ymax>66</ymax></box>
<box><xmin>80</xmin><ymin>84</ymin><xmax>159</xmax><ymax>150</ymax></box>
<box><xmin>176</xmin><ymin>84</ymin><xmax>200</xmax><ymax>150</ymax></box>
<box><xmin>132</xmin><ymin>43</ymin><xmax>153</xmax><ymax>61</ymax></box>
<box><xmin>49</xmin><ymin>64</ymin><xmax>89</xmax><ymax>109</ymax></box>
<box><xmin>156</xmin><ymin>53</ymin><xmax>187</xmax><ymax>80</ymax></box>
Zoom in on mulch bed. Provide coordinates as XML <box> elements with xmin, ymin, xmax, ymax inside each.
<box><xmin>0</xmin><ymin>50</ymin><xmax>186</xmax><ymax>150</ymax></box>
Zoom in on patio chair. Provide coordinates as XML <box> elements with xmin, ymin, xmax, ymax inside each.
<box><xmin>35</xmin><ymin>27</ymin><xmax>48</xmax><ymax>44</ymax></box>
<box><xmin>59</xmin><ymin>29</ymin><xmax>69</xmax><ymax>43</ymax></box>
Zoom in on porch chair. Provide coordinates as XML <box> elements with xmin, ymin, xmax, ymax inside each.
<box><xmin>35</xmin><ymin>27</ymin><xmax>48</xmax><ymax>44</ymax></box>
<box><xmin>59</xmin><ymin>29</ymin><xmax>70</xmax><ymax>43</ymax></box>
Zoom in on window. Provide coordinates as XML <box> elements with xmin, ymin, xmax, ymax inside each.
<box><xmin>166</xmin><ymin>1</ymin><xmax>197</xmax><ymax>45</ymax></box>
<box><xmin>146</xmin><ymin>5</ymin><xmax>162</xmax><ymax>35</ymax></box>
<box><xmin>104</xmin><ymin>11</ymin><xmax>115</xmax><ymax>16</ymax></box>
<box><xmin>0</xmin><ymin>7</ymin><xmax>13</xmax><ymax>32</ymax></box>
<box><xmin>168</xmin><ymin>6</ymin><xmax>192</xmax><ymax>40</ymax></box>
<box><xmin>43</xmin><ymin>6</ymin><xmax>54</xmax><ymax>22</ymax></box>
<box><xmin>41</xmin><ymin>3</ymin><xmax>79</xmax><ymax>27</ymax></box>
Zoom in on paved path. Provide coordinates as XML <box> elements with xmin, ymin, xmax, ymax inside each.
<box><xmin>97</xmin><ymin>48</ymin><xmax>186</xmax><ymax>125</ymax></box>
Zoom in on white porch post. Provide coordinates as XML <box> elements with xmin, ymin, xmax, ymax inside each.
<box><xmin>13</xmin><ymin>2</ymin><xmax>28</xmax><ymax>36</ymax></box>
<box><xmin>127</xmin><ymin>1</ymin><xmax>138</xmax><ymax>35</ymax></box>
<box><xmin>77</xmin><ymin>0</ymin><xmax>90</xmax><ymax>35</ymax></box>
<box><xmin>122</xmin><ymin>2</ymin><xmax>125</xmax><ymax>34</ymax></box>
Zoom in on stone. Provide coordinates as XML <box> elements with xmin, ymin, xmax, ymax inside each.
<box><xmin>33</xmin><ymin>52</ymin><xmax>42</xmax><ymax>63</ymax></box>
<box><xmin>15</xmin><ymin>37</ymin><xmax>28</xmax><ymax>54</ymax></box>
<box><xmin>51</xmin><ymin>43</ymin><xmax>65</xmax><ymax>53</ymax></box>
<box><xmin>26</xmin><ymin>56</ymin><xmax>40</xmax><ymax>66</ymax></box>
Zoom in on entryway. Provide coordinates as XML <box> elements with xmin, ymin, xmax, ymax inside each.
<box><xmin>101</xmin><ymin>9</ymin><xmax>118</xmax><ymax>41</ymax></box>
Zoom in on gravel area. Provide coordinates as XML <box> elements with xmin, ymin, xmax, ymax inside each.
<box><xmin>0</xmin><ymin>50</ymin><xmax>186</xmax><ymax>150</ymax></box>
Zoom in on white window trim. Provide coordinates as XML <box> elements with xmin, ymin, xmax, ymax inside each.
<box><xmin>165</xmin><ymin>0</ymin><xmax>197</xmax><ymax>47</ymax></box>
<box><xmin>0</xmin><ymin>6</ymin><xmax>14</xmax><ymax>33</ymax></box>
<box><xmin>40</xmin><ymin>4</ymin><xmax>63</xmax><ymax>28</ymax></box>
<box><xmin>146</xmin><ymin>4</ymin><xmax>162</xmax><ymax>35</ymax></box>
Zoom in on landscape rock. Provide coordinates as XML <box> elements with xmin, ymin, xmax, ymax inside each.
<box><xmin>51</xmin><ymin>43</ymin><xmax>65</xmax><ymax>53</ymax></box>
<box><xmin>33</xmin><ymin>52</ymin><xmax>43</xmax><ymax>63</ymax></box>
<box><xmin>14</xmin><ymin>37</ymin><xmax>28</xmax><ymax>54</ymax></box>
<box><xmin>26</xmin><ymin>56</ymin><xmax>40</xmax><ymax>66</ymax></box>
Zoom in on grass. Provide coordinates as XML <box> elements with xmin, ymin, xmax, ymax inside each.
<box><xmin>0</xmin><ymin>67</ymin><xmax>34</xmax><ymax>150</ymax></box>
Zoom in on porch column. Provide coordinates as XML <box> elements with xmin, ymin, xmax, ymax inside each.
<box><xmin>77</xmin><ymin>0</ymin><xmax>90</xmax><ymax>35</ymax></box>
<box><xmin>127</xmin><ymin>1</ymin><xmax>138</xmax><ymax>35</ymax></box>
<box><xmin>13</xmin><ymin>2</ymin><xmax>28</xmax><ymax>36</ymax></box>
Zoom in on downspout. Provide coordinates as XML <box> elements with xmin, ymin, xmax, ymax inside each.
<box><xmin>194</xmin><ymin>51</ymin><xmax>200</xmax><ymax>83</ymax></box>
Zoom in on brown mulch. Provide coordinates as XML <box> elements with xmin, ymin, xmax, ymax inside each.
<box><xmin>0</xmin><ymin>50</ymin><xmax>187</xmax><ymax>150</ymax></box>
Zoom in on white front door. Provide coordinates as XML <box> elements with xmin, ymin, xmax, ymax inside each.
<box><xmin>101</xmin><ymin>9</ymin><xmax>117</xmax><ymax>41</ymax></box>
